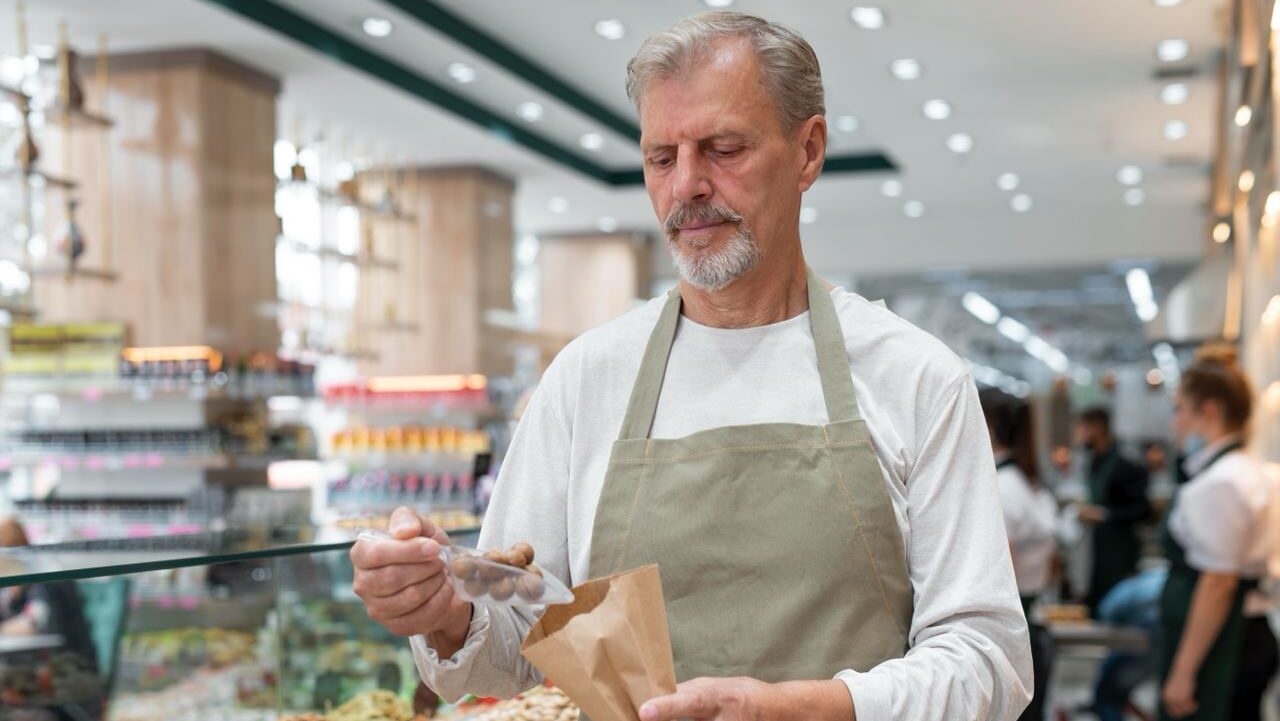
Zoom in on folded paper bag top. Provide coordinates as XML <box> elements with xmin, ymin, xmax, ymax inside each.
<box><xmin>521</xmin><ymin>565</ymin><xmax>677</xmax><ymax>721</ymax></box>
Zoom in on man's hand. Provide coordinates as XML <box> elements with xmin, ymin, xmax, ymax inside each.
<box><xmin>1161</xmin><ymin>668</ymin><xmax>1198</xmax><ymax>718</ymax></box>
<box><xmin>350</xmin><ymin>507</ymin><xmax>473</xmax><ymax>657</ymax></box>
<box><xmin>638</xmin><ymin>678</ymin><xmax>852</xmax><ymax>721</ymax></box>
<box><xmin>1077</xmin><ymin>504</ymin><xmax>1107</xmax><ymax>525</ymax></box>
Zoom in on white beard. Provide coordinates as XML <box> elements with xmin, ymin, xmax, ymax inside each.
<box><xmin>667</xmin><ymin>225</ymin><xmax>762</xmax><ymax>292</ymax></box>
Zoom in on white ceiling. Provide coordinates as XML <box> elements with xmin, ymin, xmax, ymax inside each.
<box><xmin>0</xmin><ymin>0</ymin><xmax>1224</xmax><ymax>279</ymax></box>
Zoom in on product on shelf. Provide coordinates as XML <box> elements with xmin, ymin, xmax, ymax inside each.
<box><xmin>322</xmin><ymin>375</ymin><xmax>488</xmax><ymax>408</ymax></box>
<box><xmin>442</xmin><ymin>686</ymin><xmax>577</xmax><ymax>721</ymax></box>
<box><xmin>280</xmin><ymin>689</ymin><xmax>419</xmax><ymax>721</ymax></box>
<box><xmin>0</xmin><ymin>651</ymin><xmax>104</xmax><ymax>708</ymax></box>
<box><xmin>331</xmin><ymin>426</ymin><xmax>490</xmax><ymax>457</ymax></box>
<box><xmin>118</xmin><ymin>627</ymin><xmax>259</xmax><ymax>691</ymax></box>
<box><xmin>332</xmin><ymin>511</ymin><xmax>479</xmax><ymax>534</ymax></box>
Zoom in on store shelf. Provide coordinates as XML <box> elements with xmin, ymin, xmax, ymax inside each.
<box><xmin>277</xmin><ymin>237</ymin><xmax>399</xmax><ymax>271</ymax></box>
<box><xmin>330</xmin><ymin>451</ymin><xmax>477</xmax><ymax>473</ymax></box>
<box><xmin>1</xmin><ymin>377</ymin><xmax>315</xmax><ymax>402</ymax></box>
<box><xmin>0</xmin><ymin>451</ymin><xmax>299</xmax><ymax>472</ymax></box>
<box><xmin>0</xmin><ymin>165</ymin><xmax>78</xmax><ymax>190</ymax></box>
<box><xmin>276</xmin><ymin>180</ymin><xmax>417</xmax><ymax>223</ymax></box>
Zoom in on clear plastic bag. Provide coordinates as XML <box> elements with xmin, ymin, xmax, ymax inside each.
<box><xmin>356</xmin><ymin>530</ymin><xmax>573</xmax><ymax>608</ymax></box>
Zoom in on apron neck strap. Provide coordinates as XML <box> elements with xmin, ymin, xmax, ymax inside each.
<box><xmin>617</xmin><ymin>266</ymin><xmax>861</xmax><ymax>441</ymax></box>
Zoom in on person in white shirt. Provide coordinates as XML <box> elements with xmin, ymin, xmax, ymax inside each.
<box><xmin>1159</xmin><ymin>348</ymin><xmax>1271</xmax><ymax>721</ymax></box>
<box><xmin>981</xmin><ymin>389</ymin><xmax>1058</xmax><ymax>721</ymax></box>
<box><xmin>349</xmin><ymin>11</ymin><xmax>1032</xmax><ymax>721</ymax></box>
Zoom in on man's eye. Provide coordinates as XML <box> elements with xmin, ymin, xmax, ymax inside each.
<box><xmin>648</xmin><ymin>156</ymin><xmax>673</xmax><ymax>168</ymax></box>
<box><xmin>713</xmin><ymin>147</ymin><xmax>743</xmax><ymax>158</ymax></box>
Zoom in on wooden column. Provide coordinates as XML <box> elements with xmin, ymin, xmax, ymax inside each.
<box><xmin>536</xmin><ymin>231</ymin><xmax>653</xmax><ymax>365</ymax></box>
<box><xmin>358</xmin><ymin>167</ymin><xmax>515</xmax><ymax>377</ymax></box>
<box><xmin>32</xmin><ymin>49</ymin><xmax>280</xmax><ymax>354</ymax></box>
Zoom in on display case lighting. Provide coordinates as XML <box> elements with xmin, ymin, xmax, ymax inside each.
<box><xmin>122</xmin><ymin>346</ymin><xmax>223</xmax><ymax>371</ymax></box>
<box><xmin>366</xmin><ymin>374</ymin><xmax>487</xmax><ymax>394</ymax></box>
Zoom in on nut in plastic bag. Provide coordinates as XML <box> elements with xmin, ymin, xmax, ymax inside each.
<box><xmin>443</xmin><ymin>545</ymin><xmax>574</xmax><ymax>607</ymax></box>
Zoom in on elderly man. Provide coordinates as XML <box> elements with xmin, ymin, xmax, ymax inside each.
<box><xmin>352</xmin><ymin>12</ymin><xmax>1032</xmax><ymax>721</ymax></box>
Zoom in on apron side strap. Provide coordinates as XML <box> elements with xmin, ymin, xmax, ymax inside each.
<box><xmin>618</xmin><ymin>290</ymin><xmax>683</xmax><ymax>440</ymax></box>
<box><xmin>806</xmin><ymin>267</ymin><xmax>861</xmax><ymax>424</ymax></box>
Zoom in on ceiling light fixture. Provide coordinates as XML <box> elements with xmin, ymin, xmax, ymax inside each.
<box><xmin>598</xmin><ymin>216</ymin><xmax>619</xmax><ymax>233</ymax></box>
<box><xmin>447</xmin><ymin>62</ymin><xmax>477</xmax><ymax>84</ymax></box>
<box><xmin>593</xmin><ymin>19</ymin><xmax>626</xmax><ymax>40</ymax></box>
<box><xmin>1124</xmin><ymin>188</ymin><xmax>1146</xmax><ymax>206</ymax></box>
<box><xmin>923</xmin><ymin>99</ymin><xmax>952</xmax><ymax>120</ymax></box>
<box><xmin>1011</xmin><ymin>194</ymin><xmax>1033</xmax><ymax>213</ymax></box>
<box><xmin>1153</xmin><ymin>0</ymin><xmax>1183</xmax><ymax>5</ymax></box>
<box><xmin>903</xmin><ymin>200</ymin><xmax>925</xmax><ymax>218</ymax></box>
<box><xmin>548</xmin><ymin>197</ymin><xmax>569</xmax><ymax>214</ymax></box>
<box><xmin>703</xmin><ymin>0</ymin><xmax>734</xmax><ymax>6</ymax></box>
<box><xmin>800</xmin><ymin>207</ymin><xmax>819</xmax><ymax>225</ymax></box>
<box><xmin>1156</xmin><ymin>38</ymin><xmax>1190</xmax><ymax>62</ymax></box>
<box><xmin>1117</xmin><ymin>165</ymin><xmax>1143</xmax><ymax>186</ymax></box>
<box><xmin>881</xmin><ymin>179</ymin><xmax>904</xmax><ymax>198</ymax></box>
<box><xmin>890</xmin><ymin>59</ymin><xmax>922</xmax><ymax>80</ymax></box>
<box><xmin>997</xmin><ymin>317</ymin><xmax>1030</xmax><ymax>343</ymax></box>
<box><xmin>1239</xmin><ymin>169</ymin><xmax>1256</xmax><ymax>192</ymax></box>
<box><xmin>962</xmin><ymin>292</ymin><xmax>1001</xmax><ymax>324</ymax></box>
<box><xmin>997</xmin><ymin>173</ymin><xmax>1020</xmax><ymax>191</ymax></box>
<box><xmin>946</xmin><ymin>133</ymin><xmax>974</xmax><ymax>153</ymax></box>
<box><xmin>850</xmin><ymin>7</ymin><xmax>886</xmax><ymax>29</ymax></box>
<box><xmin>517</xmin><ymin>101</ymin><xmax>544</xmax><ymax>122</ymax></box>
<box><xmin>1160</xmin><ymin>83</ymin><xmax>1189</xmax><ymax>105</ymax></box>
<box><xmin>1163</xmin><ymin>120</ymin><xmax>1189</xmax><ymax>141</ymax></box>
<box><xmin>1212</xmin><ymin>221</ymin><xmax>1231</xmax><ymax>243</ymax></box>
<box><xmin>361</xmin><ymin>16</ymin><xmax>393</xmax><ymax>37</ymax></box>
<box><xmin>834</xmin><ymin>115</ymin><xmax>860</xmax><ymax>133</ymax></box>
<box><xmin>1125</xmin><ymin>268</ymin><xmax>1159</xmax><ymax>321</ymax></box>
<box><xmin>1235</xmin><ymin>105</ymin><xmax>1253</xmax><ymax>127</ymax></box>
<box><xmin>579</xmin><ymin>132</ymin><xmax>604</xmax><ymax>151</ymax></box>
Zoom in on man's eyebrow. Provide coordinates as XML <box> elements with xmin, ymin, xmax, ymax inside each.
<box><xmin>642</xmin><ymin>133</ymin><xmax>749</xmax><ymax>153</ymax></box>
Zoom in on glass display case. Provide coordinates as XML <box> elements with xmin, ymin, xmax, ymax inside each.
<box><xmin>0</xmin><ymin>525</ymin><xmax>479</xmax><ymax>721</ymax></box>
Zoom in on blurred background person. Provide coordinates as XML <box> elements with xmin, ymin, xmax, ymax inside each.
<box><xmin>1076</xmin><ymin>407</ymin><xmax>1152</xmax><ymax>616</ymax></box>
<box><xmin>1091</xmin><ymin>567</ymin><xmax>1169</xmax><ymax>721</ymax></box>
<box><xmin>981</xmin><ymin>388</ymin><xmax>1057</xmax><ymax>721</ymax></box>
<box><xmin>1157</xmin><ymin>349</ymin><xmax>1272</xmax><ymax>721</ymax></box>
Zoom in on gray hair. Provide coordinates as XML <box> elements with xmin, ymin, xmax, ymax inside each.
<box><xmin>626</xmin><ymin>11</ymin><xmax>825</xmax><ymax>132</ymax></box>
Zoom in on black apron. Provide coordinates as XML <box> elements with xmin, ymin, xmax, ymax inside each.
<box><xmin>1087</xmin><ymin>448</ymin><xmax>1141</xmax><ymax>614</ymax></box>
<box><xmin>1156</xmin><ymin>441</ymin><xmax>1255</xmax><ymax>721</ymax></box>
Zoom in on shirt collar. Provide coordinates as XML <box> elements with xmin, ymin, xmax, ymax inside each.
<box><xmin>1183</xmin><ymin>433</ymin><xmax>1243</xmax><ymax>478</ymax></box>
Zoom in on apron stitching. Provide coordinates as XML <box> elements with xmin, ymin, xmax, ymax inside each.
<box><xmin>822</xmin><ymin>424</ymin><xmax>907</xmax><ymax>638</ymax></box>
<box><xmin>608</xmin><ymin>440</ymin><xmax>866</xmax><ymax>464</ymax></box>
<box><xmin>611</xmin><ymin>438</ymin><xmax>653</xmax><ymax>574</ymax></box>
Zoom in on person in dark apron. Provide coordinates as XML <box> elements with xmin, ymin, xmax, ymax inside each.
<box><xmin>1158</xmin><ymin>350</ymin><xmax>1269</xmax><ymax>721</ymax></box>
<box><xmin>1075</xmin><ymin>408</ymin><xmax>1151</xmax><ymax>616</ymax></box>
<box><xmin>980</xmin><ymin>390</ymin><xmax>1058</xmax><ymax>721</ymax></box>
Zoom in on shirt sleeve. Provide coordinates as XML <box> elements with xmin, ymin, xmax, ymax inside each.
<box><xmin>1169</xmin><ymin>467</ymin><xmax>1254</xmax><ymax>574</ymax></box>
<box><xmin>838</xmin><ymin>376</ymin><xmax>1034</xmax><ymax>721</ymax></box>
<box><xmin>410</xmin><ymin>347</ymin><xmax>577</xmax><ymax>701</ymax></box>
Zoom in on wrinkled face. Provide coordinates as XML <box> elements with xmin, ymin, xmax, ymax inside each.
<box><xmin>639</xmin><ymin>40</ymin><xmax>815</xmax><ymax>291</ymax></box>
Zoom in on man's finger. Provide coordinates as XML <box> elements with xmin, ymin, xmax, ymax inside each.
<box><xmin>639</xmin><ymin>688</ymin><xmax>717</xmax><ymax>721</ymax></box>
<box><xmin>380</xmin><ymin>578</ymin><xmax>460</xmax><ymax>637</ymax></box>
<box><xmin>365</xmin><ymin>572</ymin><xmax>449</xmax><ymax>619</ymax></box>
<box><xmin>389</xmin><ymin>506</ymin><xmax>427</xmax><ymax>539</ymax></box>
<box><xmin>350</xmin><ymin>535</ymin><xmax>441</xmax><ymax>570</ymax></box>
<box><xmin>354</xmin><ymin>556</ymin><xmax>445</xmax><ymax>598</ymax></box>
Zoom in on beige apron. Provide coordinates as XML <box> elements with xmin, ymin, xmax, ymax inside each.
<box><xmin>588</xmin><ymin>268</ymin><xmax>913</xmax><ymax>685</ymax></box>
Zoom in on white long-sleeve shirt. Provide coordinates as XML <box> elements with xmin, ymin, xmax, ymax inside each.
<box><xmin>413</xmin><ymin>287</ymin><xmax>1033</xmax><ymax>721</ymax></box>
<box><xmin>996</xmin><ymin>459</ymin><xmax>1059</xmax><ymax>596</ymax></box>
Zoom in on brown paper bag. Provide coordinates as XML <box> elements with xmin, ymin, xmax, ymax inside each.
<box><xmin>521</xmin><ymin>565</ymin><xmax>676</xmax><ymax>721</ymax></box>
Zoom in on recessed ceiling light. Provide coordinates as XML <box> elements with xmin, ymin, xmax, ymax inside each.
<box><xmin>903</xmin><ymin>200</ymin><xmax>925</xmax><ymax>218</ymax></box>
<box><xmin>1163</xmin><ymin>120</ymin><xmax>1189</xmax><ymax>141</ymax></box>
<box><xmin>834</xmin><ymin>115</ymin><xmax>859</xmax><ymax>133</ymax></box>
<box><xmin>1011</xmin><ymin>194</ymin><xmax>1033</xmax><ymax>213</ymax></box>
<box><xmin>31</xmin><ymin>44</ymin><xmax>56</xmax><ymax>60</ymax></box>
<box><xmin>361</xmin><ymin>16</ymin><xmax>393</xmax><ymax>37</ymax></box>
<box><xmin>517</xmin><ymin>101</ymin><xmax>544</xmax><ymax>122</ymax></box>
<box><xmin>1156</xmin><ymin>38</ymin><xmax>1189</xmax><ymax>62</ymax></box>
<box><xmin>1124</xmin><ymin>188</ymin><xmax>1146</xmax><ymax>206</ymax></box>
<box><xmin>1239</xmin><ymin>169</ymin><xmax>1256</xmax><ymax>192</ymax></box>
<box><xmin>594</xmin><ymin>19</ymin><xmax>626</xmax><ymax>41</ymax></box>
<box><xmin>881</xmin><ymin>179</ymin><xmax>904</xmax><ymax>198</ymax></box>
<box><xmin>850</xmin><ymin>7</ymin><xmax>886</xmax><ymax>29</ymax></box>
<box><xmin>548</xmin><ymin>197</ymin><xmax>569</xmax><ymax>213</ymax></box>
<box><xmin>800</xmin><ymin>206</ymin><xmax>819</xmax><ymax>225</ymax></box>
<box><xmin>447</xmin><ymin>62</ymin><xmax>477</xmax><ymax>84</ymax></box>
<box><xmin>923</xmin><ymin>99</ymin><xmax>952</xmax><ymax>120</ymax></box>
<box><xmin>1153</xmin><ymin>0</ymin><xmax>1182</xmax><ymax>5</ymax></box>
<box><xmin>703</xmin><ymin>0</ymin><xmax>734</xmax><ymax>6</ymax></box>
<box><xmin>1117</xmin><ymin>165</ymin><xmax>1143</xmax><ymax>185</ymax></box>
<box><xmin>890</xmin><ymin>59</ymin><xmax>922</xmax><ymax>80</ymax></box>
<box><xmin>1160</xmin><ymin>83</ymin><xmax>1189</xmax><ymax>105</ymax></box>
<box><xmin>1212</xmin><ymin>221</ymin><xmax>1231</xmax><ymax>243</ymax></box>
<box><xmin>997</xmin><ymin>173</ymin><xmax>1020</xmax><ymax>191</ymax></box>
<box><xmin>579</xmin><ymin>132</ymin><xmax>605</xmax><ymax>151</ymax></box>
<box><xmin>598</xmin><ymin>216</ymin><xmax>619</xmax><ymax>233</ymax></box>
<box><xmin>1235</xmin><ymin>105</ymin><xmax>1253</xmax><ymax>127</ymax></box>
<box><xmin>946</xmin><ymin>133</ymin><xmax>974</xmax><ymax>154</ymax></box>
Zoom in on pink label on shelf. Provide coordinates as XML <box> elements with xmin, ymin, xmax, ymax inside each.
<box><xmin>179</xmin><ymin>597</ymin><xmax>199</xmax><ymax>610</ymax></box>
<box><xmin>0</xmin><ymin>458</ymin><xmax>11</xmax><ymax>470</ymax></box>
<box><xmin>123</xmin><ymin>454</ymin><xmax>144</xmax><ymax>468</ymax></box>
<box><xmin>167</xmin><ymin>524</ymin><xmax>202</xmax><ymax>535</ymax></box>
<box><xmin>80</xmin><ymin>387</ymin><xmax>104</xmax><ymax>402</ymax></box>
<box><xmin>60</xmin><ymin>456</ymin><xmax>79</xmax><ymax>470</ymax></box>
<box><xmin>85</xmin><ymin>456</ymin><xmax>106</xmax><ymax>470</ymax></box>
<box><xmin>126</xmin><ymin>525</ymin><xmax>154</xmax><ymax>538</ymax></box>
<box><xmin>144</xmin><ymin>453</ymin><xmax>165</xmax><ymax>468</ymax></box>
<box><xmin>81</xmin><ymin>527</ymin><xmax>99</xmax><ymax>539</ymax></box>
